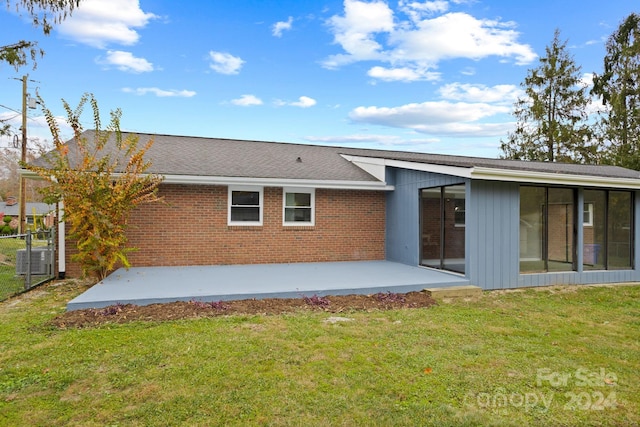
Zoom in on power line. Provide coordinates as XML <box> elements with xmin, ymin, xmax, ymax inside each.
<box><xmin>0</xmin><ymin>104</ymin><xmax>22</xmax><ymax>115</ymax></box>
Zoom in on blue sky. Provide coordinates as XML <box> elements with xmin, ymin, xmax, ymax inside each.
<box><xmin>1</xmin><ymin>0</ymin><xmax>637</xmax><ymax>158</ymax></box>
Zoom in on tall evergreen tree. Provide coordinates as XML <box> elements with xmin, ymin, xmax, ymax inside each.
<box><xmin>500</xmin><ymin>30</ymin><xmax>595</xmax><ymax>163</ymax></box>
<box><xmin>592</xmin><ymin>13</ymin><xmax>640</xmax><ymax>170</ymax></box>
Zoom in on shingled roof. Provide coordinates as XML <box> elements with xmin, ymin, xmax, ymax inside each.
<box><xmin>30</xmin><ymin>130</ymin><xmax>640</xmax><ymax>189</ymax></box>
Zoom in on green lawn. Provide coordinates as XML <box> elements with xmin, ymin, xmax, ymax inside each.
<box><xmin>0</xmin><ymin>238</ymin><xmax>25</xmax><ymax>301</ymax></box>
<box><xmin>1</xmin><ymin>281</ymin><xmax>638</xmax><ymax>426</ymax></box>
<box><xmin>0</xmin><ymin>237</ymin><xmax>51</xmax><ymax>301</ymax></box>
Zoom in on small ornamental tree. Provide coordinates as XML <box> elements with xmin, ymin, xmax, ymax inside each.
<box><xmin>24</xmin><ymin>93</ymin><xmax>163</xmax><ymax>280</ymax></box>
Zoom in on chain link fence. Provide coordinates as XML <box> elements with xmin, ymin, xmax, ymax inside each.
<box><xmin>0</xmin><ymin>229</ymin><xmax>56</xmax><ymax>301</ymax></box>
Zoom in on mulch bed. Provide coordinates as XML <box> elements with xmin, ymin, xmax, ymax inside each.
<box><xmin>50</xmin><ymin>291</ymin><xmax>437</xmax><ymax>328</ymax></box>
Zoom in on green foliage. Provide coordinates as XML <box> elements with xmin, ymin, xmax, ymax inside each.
<box><xmin>500</xmin><ymin>29</ymin><xmax>596</xmax><ymax>163</ymax></box>
<box><xmin>0</xmin><ymin>40</ymin><xmax>42</xmax><ymax>70</ymax></box>
<box><xmin>23</xmin><ymin>93</ymin><xmax>163</xmax><ymax>280</ymax></box>
<box><xmin>0</xmin><ymin>281</ymin><xmax>639</xmax><ymax>425</ymax></box>
<box><xmin>592</xmin><ymin>13</ymin><xmax>640</xmax><ymax>170</ymax></box>
<box><xmin>2</xmin><ymin>0</ymin><xmax>81</xmax><ymax>69</ymax></box>
<box><xmin>1</xmin><ymin>216</ymin><xmax>15</xmax><ymax>235</ymax></box>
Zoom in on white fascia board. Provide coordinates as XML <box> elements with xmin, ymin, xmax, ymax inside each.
<box><xmin>470</xmin><ymin>167</ymin><xmax>640</xmax><ymax>189</ymax></box>
<box><xmin>342</xmin><ymin>155</ymin><xmax>473</xmax><ymax>179</ymax></box>
<box><xmin>22</xmin><ymin>166</ymin><xmax>393</xmax><ymax>190</ymax></box>
<box><xmin>343</xmin><ymin>155</ymin><xmax>640</xmax><ymax>190</ymax></box>
<box><xmin>161</xmin><ymin>174</ymin><xmax>394</xmax><ymax>191</ymax></box>
<box><xmin>340</xmin><ymin>155</ymin><xmax>388</xmax><ymax>181</ymax></box>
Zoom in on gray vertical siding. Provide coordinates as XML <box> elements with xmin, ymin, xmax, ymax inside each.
<box><xmin>468</xmin><ymin>180</ymin><xmax>520</xmax><ymax>289</ymax></box>
<box><xmin>385</xmin><ymin>168</ymin><xmax>466</xmax><ymax>266</ymax></box>
<box><xmin>386</xmin><ymin>166</ymin><xmax>640</xmax><ymax>290</ymax></box>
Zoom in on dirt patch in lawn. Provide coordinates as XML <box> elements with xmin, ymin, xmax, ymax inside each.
<box><xmin>51</xmin><ymin>291</ymin><xmax>437</xmax><ymax>328</ymax></box>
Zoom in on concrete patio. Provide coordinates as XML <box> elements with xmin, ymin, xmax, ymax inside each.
<box><xmin>66</xmin><ymin>260</ymin><xmax>471</xmax><ymax>311</ymax></box>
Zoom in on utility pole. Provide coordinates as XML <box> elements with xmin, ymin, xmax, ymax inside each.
<box><xmin>16</xmin><ymin>74</ymin><xmax>37</xmax><ymax>234</ymax></box>
<box><xmin>18</xmin><ymin>75</ymin><xmax>27</xmax><ymax>234</ymax></box>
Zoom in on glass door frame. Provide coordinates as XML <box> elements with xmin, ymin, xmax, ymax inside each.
<box><xmin>419</xmin><ymin>184</ymin><xmax>466</xmax><ymax>274</ymax></box>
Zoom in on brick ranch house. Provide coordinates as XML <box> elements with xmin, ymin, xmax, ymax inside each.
<box><xmin>27</xmin><ymin>131</ymin><xmax>640</xmax><ymax>290</ymax></box>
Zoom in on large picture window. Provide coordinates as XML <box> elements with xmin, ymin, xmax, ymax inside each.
<box><xmin>283</xmin><ymin>188</ymin><xmax>314</xmax><ymax>226</ymax></box>
<box><xmin>583</xmin><ymin>189</ymin><xmax>633</xmax><ymax>270</ymax></box>
<box><xmin>520</xmin><ymin>186</ymin><xmax>634</xmax><ymax>273</ymax></box>
<box><xmin>228</xmin><ymin>186</ymin><xmax>263</xmax><ymax>225</ymax></box>
<box><xmin>519</xmin><ymin>186</ymin><xmax>576</xmax><ymax>273</ymax></box>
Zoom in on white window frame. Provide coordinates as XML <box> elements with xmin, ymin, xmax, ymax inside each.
<box><xmin>283</xmin><ymin>187</ymin><xmax>315</xmax><ymax>226</ymax></box>
<box><xmin>228</xmin><ymin>186</ymin><xmax>263</xmax><ymax>226</ymax></box>
<box><xmin>583</xmin><ymin>202</ymin><xmax>594</xmax><ymax>227</ymax></box>
<box><xmin>454</xmin><ymin>198</ymin><xmax>465</xmax><ymax>228</ymax></box>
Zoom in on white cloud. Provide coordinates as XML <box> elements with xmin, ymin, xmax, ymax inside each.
<box><xmin>581</xmin><ymin>72</ymin><xmax>594</xmax><ymax>87</ymax></box>
<box><xmin>323</xmin><ymin>1</ymin><xmax>537</xmax><ymax>80</ymax></box>
<box><xmin>0</xmin><ymin>112</ymin><xmax>70</xmax><ymax>148</ymax></box>
<box><xmin>392</xmin><ymin>13</ymin><xmax>536</xmax><ymax>65</ymax></box>
<box><xmin>231</xmin><ymin>95</ymin><xmax>263</xmax><ymax>106</ymax></box>
<box><xmin>323</xmin><ymin>0</ymin><xmax>395</xmax><ymax>68</ymax></box>
<box><xmin>99</xmin><ymin>50</ymin><xmax>153</xmax><ymax>73</ymax></box>
<box><xmin>399</xmin><ymin>0</ymin><xmax>449</xmax><ymax>22</ymax></box>
<box><xmin>460</xmin><ymin>67</ymin><xmax>476</xmax><ymax>76</ymax></box>
<box><xmin>304</xmin><ymin>134</ymin><xmax>438</xmax><ymax>146</ymax></box>
<box><xmin>438</xmin><ymin>83</ymin><xmax>522</xmax><ymax>103</ymax></box>
<box><xmin>367</xmin><ymin>65</ymin><xmax>440</xmax><ymax>82</ymax></box>
<box><xmin>57</xmin><ymin>0</ymin><xmax>157</xmax><ymax>48</ymax></box>
<box><xmin>208</xmin><ymin>51</ymin><xmax>245</xmax><ymax>75</ymax></box>
<box><xmin>291</xmin><ymin>96</ymin><xmax>317</xmax><ymax>108</ymax></box>
<box><xmin>122</xmin><ymin>87</ymin><xmax>196</xmax><ymax>97</ymax></box>
<box><xmin>272</xmin><ymin>16</ymin><xmax>293</xmax><ymax>37</ymax></box>
<box><xmin>274</xmin><ymin>96</ymin><xmax>317</xmax><ymax>108</ymax></box>
<box><xmin>349</xmin><ymin>100</ymin><xmax>511</xmax><ymax>137</ymax></box>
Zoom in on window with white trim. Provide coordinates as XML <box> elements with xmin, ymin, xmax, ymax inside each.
<box><xmin>283</xmin><ymin>188</ymin><xmax>314</xmax><ymax>226</ymax></box>
<box><xmin>583</xmin><ymin>202</ymin><xmax>594</xmax><ymax>226</ymax></box>
<box><xmin>228</xmin><ymin>186</ymin><xmax>263</xmax><ymax>225</ymax></box>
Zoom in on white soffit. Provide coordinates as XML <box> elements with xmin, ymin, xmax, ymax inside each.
<box><xmin>471</xmin><ymin>167</ymin><xmax>640</xmax><ymax>189</ymax></box>
<box><xmin>343</xmin><ymin>156</ymin><xmax>640</xmax><ymax>190</ymax></box>
<box><xmin>160</xmin><ymin>174</ymin><xmax>393</xmax><ymax>191</ymax></box>
<box><xmin>21</xmin><ymin>168</ymin><xmax>394</xmax><ymax>190</ymax></box>
<box><xmin>342</xmin><ymin>155</ymin><xmax>473</xmax><ymax>180</ymax></box>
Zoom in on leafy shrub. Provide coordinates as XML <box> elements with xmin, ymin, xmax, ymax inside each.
<box><xmin>374</xmin><ymin>292</ymin><xmax>406</xmax><ymax>303</ymax></box>
<box><xmin>189</xmin><ymin>300</ymin><xmax>228</xmax><ymax>311</ymax></box>
<box><xmin>98</xmin><ymin>303</ymin><xmax>128</xmax><ymax>316</ymax></box>
<box><xmin>302</xmin><ymin>294</ymin><xmax>330</xmax><ymax>307</ymax></box>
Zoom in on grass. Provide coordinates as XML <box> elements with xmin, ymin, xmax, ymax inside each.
<box><xmin>0</xmin><ymin>237</ymin><xmax>26</xmax><ymax>301</ymax></box>
<box><xmin>0</xmin><ymin>281</ymin><xmax>639</xmax><ymax>426</ymax></box>
<box><xmin>0</xmin><ymin>237</ymin><xmax>50</xmax><ymax>301</ymax></box>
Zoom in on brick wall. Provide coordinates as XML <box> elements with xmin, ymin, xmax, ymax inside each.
<box><xmin>548</xmin><ymin>203</ymin><xmax>574</xmax><ymax>262</ymax></box>
<box><xmin>64</xmin><ymin>184</ymin><xmax>386</xmax><ymax>276</ymax></box>
<box><xmin>421</xmin><ymin>197</ymin><xmax>465</xmax><ymax>260</ymax></box>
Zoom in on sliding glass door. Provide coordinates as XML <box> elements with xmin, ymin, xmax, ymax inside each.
<box><xmin>420</xmin><ymin>185</ymin><xmax>466</xmax><ymax>274</ymax></box>
<box><xmin>519</xmin><ymin>186</ymin><xmax>576</xmax><ymax>273</ymax></box>
<box><xmin>583</xmin><ymin>189</ymin><xmax>633</xmax><ymax>270</ymax></box>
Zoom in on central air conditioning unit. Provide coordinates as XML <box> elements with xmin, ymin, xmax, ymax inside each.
<box><xmin>16</xmin><ymin>248</ymin><xmax>53</xmax><ymax>275</ymax></box>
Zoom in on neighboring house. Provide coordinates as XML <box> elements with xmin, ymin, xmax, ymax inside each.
<box><xmin>27</xmin><ymin>131</ymin><xmax>640</xmax><ymax>289</ymax></box>
<box><xmin>0</xmin><ymin>197</ymin><xmax>55</xmax><ymax>230</ymax></box>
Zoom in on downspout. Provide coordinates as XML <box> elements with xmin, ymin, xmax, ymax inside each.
<box><xmin>57</xmin><ymin>200</ymin><xmax>66</xmax><ymax>279</ymax></box>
